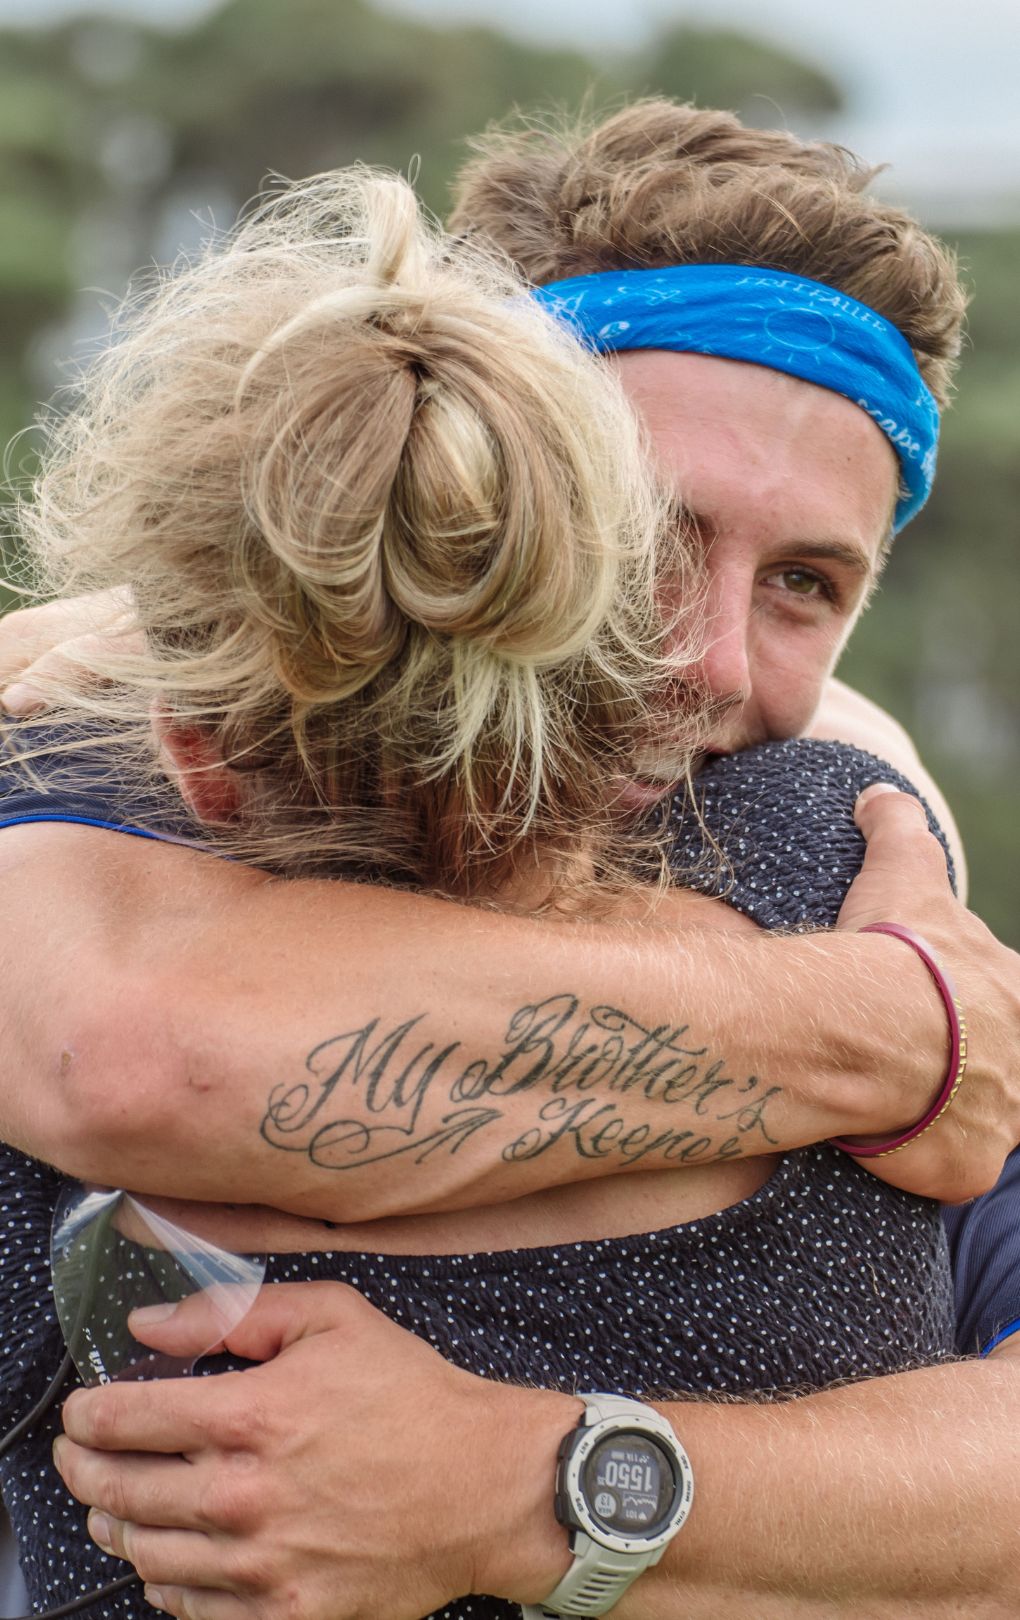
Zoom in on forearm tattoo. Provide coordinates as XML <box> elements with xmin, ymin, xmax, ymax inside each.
<box><xmin>261</xmin><ymin>994</ymin><xmax>779</xmax><ymax>1172</ymax></box>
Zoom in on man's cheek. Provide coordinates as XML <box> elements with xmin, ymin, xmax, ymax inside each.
<box><xmin>758</xmin><ymin>654</ymin><xmax>830</xmax><ymax>740</ymax></box>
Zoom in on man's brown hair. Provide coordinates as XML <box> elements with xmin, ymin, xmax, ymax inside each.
<box><xmin>449</xmin><ymin>100</ymin><xmax>966</xmax><ymax>408</ymax></box>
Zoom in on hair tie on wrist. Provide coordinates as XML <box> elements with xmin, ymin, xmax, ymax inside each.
<box><xmin>829</xmin><ymin>922</ymin><xmax>968</xmax><ymax>1158</ymax></box>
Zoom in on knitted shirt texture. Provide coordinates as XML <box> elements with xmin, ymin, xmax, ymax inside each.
<box><xmin>0</xmin><ymin>739</ymin><xmax>956</xmax><ymax>1618</ymax></box>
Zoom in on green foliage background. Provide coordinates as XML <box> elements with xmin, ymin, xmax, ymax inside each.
<box><xmin>0</xmin><ymin>1</ymin><xmax>1016</xmax><ymax>941</ymax></box>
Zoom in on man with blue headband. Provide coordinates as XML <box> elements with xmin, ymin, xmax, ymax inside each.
<box><xmin>3</xmin><ymin>99</ymin><xmax>1020</xmax><ymax>1618</ymax></box>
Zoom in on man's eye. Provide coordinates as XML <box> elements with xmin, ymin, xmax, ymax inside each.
<box><xmin>764</xmin><ymin>568</ymin><xmax>831</xmax><ymax>599</ymax></box>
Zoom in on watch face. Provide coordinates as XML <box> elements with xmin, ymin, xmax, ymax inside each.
<box><xmin>582</xmin><ymin>1433</ymin><xmax>676</xmax><ymax>1538</ymax></box>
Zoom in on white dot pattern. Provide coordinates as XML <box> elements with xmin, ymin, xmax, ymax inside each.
<box><xmin>0</xmin><ymin>739</ymin><xmax>957</xmax><ymax>1617</ymax></box>
<box><xmin>0</xmin><ymin>1155</ymin><xmax>956</xmax><ymax>1619</ymax></box>
<box><xmin>664</xmin><ymin>738</ymin><xmax>957</xmax><ymax>925</ymax></box>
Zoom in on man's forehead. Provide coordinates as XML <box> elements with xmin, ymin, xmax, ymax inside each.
<box><xmin>615</xmin><ymin>351</ymin><xmax>899</xmax><ymax>563</ymax></box>
<box><xmin>616</xmin><ymin>349</ymin><xmax>894</xmax><ymax>451</ymax></box>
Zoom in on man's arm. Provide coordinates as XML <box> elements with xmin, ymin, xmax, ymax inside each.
<box><xmin>55</xmin><ymin>1282</ymin><xmax>1020</xmax><ymax>1620</ymax></box>
<box><xmin>3</xmin><ymin>602</ymin><xmax>1017</xmax><ymax>1212</ymax></box>
<box><xmin>3</xmin><ymin>789</ymin><xmax>1019</xmax><ymax>1218</ymax></box>
<box><xmin>627</xmin><ymin>1341</ymin><xmax>1020</xmax><ymax>1619</ymax></box>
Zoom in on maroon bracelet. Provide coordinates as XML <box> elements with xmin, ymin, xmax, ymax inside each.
<box><xmin>829</xmin><ymin>922</ymin><xmax>968</xmax><ymax>1159</ymax></box>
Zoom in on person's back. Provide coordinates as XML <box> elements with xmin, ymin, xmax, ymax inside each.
<box><xmin>0</xmin><ymin>739</ymin><xmax>958</xmax><ymax>1619</ymax></box>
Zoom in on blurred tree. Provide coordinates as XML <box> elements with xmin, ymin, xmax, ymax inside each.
<box><xmin>0</xmin><ymin>0</ymin><xmax>598</xmax><ymax>601</ymax></box>
<box><xmin>62</xmin><ymin>0</ymin><xmax>597</xmax><ymax>216</ymax></box>
<box><xmin>839</xmin><ymin>228</ymin><xmax>1020</xmax><ymax>944</ymax></box>
<box><xmin>634</xmin><ymin>25</ymin><xmax>842</xmax><ymax>125</ymax></box>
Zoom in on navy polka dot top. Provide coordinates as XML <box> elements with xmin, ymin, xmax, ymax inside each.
<box><xmin>0</xmin><ymin>739</ymin><xmax>956</xmax><ymax>1618</ymax></box>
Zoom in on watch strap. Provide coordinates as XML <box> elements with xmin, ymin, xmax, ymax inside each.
<box><xmin>519</xmin><ymin>1534</ymin><xmax>661</xmax><ymax>1617</ymax></box>
<box><xmin>577</xmin><ymin>1393</ymin><xmax>656</xmax><ymax>1427</ymax></box>
<box><xmin>520</xmin><ymin>1394</ymin><xmax>686</xmax><ymax>1620</ymax></box>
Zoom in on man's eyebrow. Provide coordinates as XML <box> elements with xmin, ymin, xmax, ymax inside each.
<box><xmin>680</xmin><ymin>507</ymin><xmax>881</xmax><ymax>581</ymax></box>
<box><xmin>782</xmin><ymin>540</ymin><xmax>878</xmax><ymax>578</ymax></box>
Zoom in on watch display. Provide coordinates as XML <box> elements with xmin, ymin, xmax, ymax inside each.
<box><xmin>581</xmin><ymin>1433</ymin><xmax>676</xmax><ymax>1538</ymax></box>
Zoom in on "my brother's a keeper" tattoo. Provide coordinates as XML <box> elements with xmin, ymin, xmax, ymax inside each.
<box><xmin>260</xmin><ymin>993</ymin><xmax>780</xmax><ymax>1172</ymax></box>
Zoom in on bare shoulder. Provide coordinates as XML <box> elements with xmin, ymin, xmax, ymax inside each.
<box><xmin>810</xmin><ymin>676</ymin><xmax>921</xmax><ymax>767</ymax></box>
<box><xmin>988</xmin><ymin>1334</ymin><xmax>1020</xmax><ymax>1362</ymax></box>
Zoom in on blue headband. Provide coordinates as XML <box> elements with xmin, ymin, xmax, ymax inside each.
<box><xmin>532</xmin><ymin>264</ymin><xmax>939</xmax><ymax>531</ymax></box>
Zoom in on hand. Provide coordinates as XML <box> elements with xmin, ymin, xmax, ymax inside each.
<box><xmin>55</xmin><ymin>1280</ymin><xmax>574</xmax><ymax>1620</ymax></box>
<box><xmin>0</xmin><ymin>589</ymin><xmax>138</xmax><ymax>714</ymax></box>
<box><xmin>839</xmin><ymin>784</ymin><xmax>1020</xmax><ymax>1203</ymax></box>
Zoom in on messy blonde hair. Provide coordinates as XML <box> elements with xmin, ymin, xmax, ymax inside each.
<box><xmin>11</xmin><ymin>168</ymin><xmax>702</xmax><ymax>900</ymax></box>
<box><xmin>450</xmin><ymin>100</ymin><xmax>966</xmax><ymax>407</ymax></box>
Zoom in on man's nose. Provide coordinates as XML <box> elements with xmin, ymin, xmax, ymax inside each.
<box><xmin>696</xmin><ymin>596</ymin><xmax>752</xmax><ymax>706</ymax></box>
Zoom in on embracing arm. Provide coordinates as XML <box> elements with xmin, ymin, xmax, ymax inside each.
<box><xmin>0</xmin><ymin>822</ymin><xmax>885</xmax><ymax>1214</ymax></box>
<box><xmin>55</xmin><ymin>1284</ymin><xmax>1020</xmax><ymax>1620</ymax></box>
<box><xmin>617</xmin><ymin>1340</ymin><xmax>1020</xmax><ymax>1619</ymax></box>
<box><xmin>2</xmin><ymin>786</ymin><xmax>1019</xmax><ymax>1218</ymax></box>
<box><xmin>3</xmin><ymin>601</ymin><xmax>1017</xmax><ymax>1213</ymax></box>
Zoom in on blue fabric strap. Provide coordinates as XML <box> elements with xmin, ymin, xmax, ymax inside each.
<box><xmin>981</xmin><ymin>1317</ymin><xmax>1020</xmax><ymax>1357</ymax></box>
<box><xmin>532</xmin><ymin>264</ymin><xmax>940</xmax><ymax>531</ymax></box>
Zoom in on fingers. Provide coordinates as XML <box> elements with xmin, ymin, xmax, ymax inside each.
<box><xmin>1</xmin><ymin>635</ymin><xmax>101</xmax><ymax>715</ymax></box>
<box><xmin>2</xmin><ymin>631</ymin><xmax>137</xmax><ymax>715</ymax></box>
<box><xmin>143</xmin><ymin>1583</ymin><xmax>249</xmax><ymax>1620</ymax></box>
<box><xmin>132</xmin><ymin>1279</ymin><xmax>369</xmax><ymax>1365</ymax></box>
<box><xmin>854</xmin><ymin>781</ymin><xmax>930</xmax><ymax>835</ymax></box>
<box><xmin>54</xmin><ymin>1437</ymin><xmax>213</xmax><ymax>1528</ymax></box>
<box><xmin>0</xmin><ymin>603</ymin><xmax>54</xmax><ymax>692</ymax></box>
<box><xmin>62</xmin><ymin>1370</ymin><xmax>253</xmax><ymax>1454</ymax></box>
<box><xmin>0</xmin><ymin>680</ymin><xmax>46</xmax><ymax>717</ymax></box>
<box><xmin>63</xmin><ymin>1283</ymin><xmax>377</xmax><ymax>1462</ymax></box>
<box><xmin>0</xmin><ymin>589</ymin><xmax>139</xmax><ymax>712</ymax></box>
<box><xmin>86</xmin><ymin>1513</ymin><xmax>235</xmax><ymax>1594</ymax></box>
<box><xmin>853</xmin><ymin>783</ymin><xmax>951</xmax><ymax>885</ymax></box>
<box><xmin>126</xmin><ymin>1278</ymin><xmax>263</xmax><ymax>1363</ymax></box>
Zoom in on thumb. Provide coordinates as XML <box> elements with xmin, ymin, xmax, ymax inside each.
<box><xmin>853</xmin><ymin>782</ymin><xmax>951</xmax><ymax>884</ymax></box>
<box><xmin>129</xmin><ymin>1279</ymin><xmax>365</xmax><ymax>1363</ymax></box>
<box><xmin>839</xmin><ymin>782</ymin><xmax>953</xmax><ymax>934</ymax></box>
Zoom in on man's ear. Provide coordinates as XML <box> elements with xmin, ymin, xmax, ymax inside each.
<box><xmin>151</xmin><ymin>707</ymin><xmax>242</xmax><ymax>824</ymax></box>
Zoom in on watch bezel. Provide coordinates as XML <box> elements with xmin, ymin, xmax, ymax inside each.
<box><xmin>557</xmin><ymin>1413</ymin><xmax>694</xmax><ymax>1555</ymax></box>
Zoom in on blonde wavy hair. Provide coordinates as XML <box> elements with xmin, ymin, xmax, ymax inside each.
<box><xmin>10</xmin><ymin>168</ymin><xmax>703</xmax><ymax>901</ymax></box>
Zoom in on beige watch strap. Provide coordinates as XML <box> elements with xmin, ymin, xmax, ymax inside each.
<box><xmin>519</xmin><ymin>1532</ymin><xmax>660</xmax><ymax>1616</ymax></box>
<box><xmin>520</xmin><ymin>1394</ymin><xmax>685</xmax><ymax>1619</ymax></box>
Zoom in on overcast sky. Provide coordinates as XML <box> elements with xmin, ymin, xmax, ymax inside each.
<box><xmin>2</xmin><ymin>0</ymin><xmax>1018</xmax><ymax>218</ymax></box>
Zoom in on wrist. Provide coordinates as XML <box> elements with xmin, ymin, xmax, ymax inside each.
<box><xmin>473</xmin><ymin>1384</ymin><xmax>581</xmax><ymax>1603</ymax></box>
<box><xmin>854</xmin><ymin>930</ymin><xmax>953</xmax><ymax>1133</ymax></box>
<box><xmin>830</xmin><ymin>923</ymin><xmax>967</xmax><ymax>1158</ymax></box>
<box><xmin>805</xmin><ymin>931</ymin><xmax>946</xmax><ymax>1138</ymax></box>
<box><xmin>693</xmin><ymin>932</ymin><xmax>929</xmax><ymax>1150</ymax></box>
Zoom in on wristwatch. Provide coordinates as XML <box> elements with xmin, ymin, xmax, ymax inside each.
<box><xmin>519</xmin><ymin>1393</ymin><xmax>694</xmax><ymax>1619</ymax></box>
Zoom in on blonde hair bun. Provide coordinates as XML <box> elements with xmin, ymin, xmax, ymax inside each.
<box><xmin>16</xmin><ymin>165</ymin><xmax>701</xmax><ymax>897</ymax></box>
